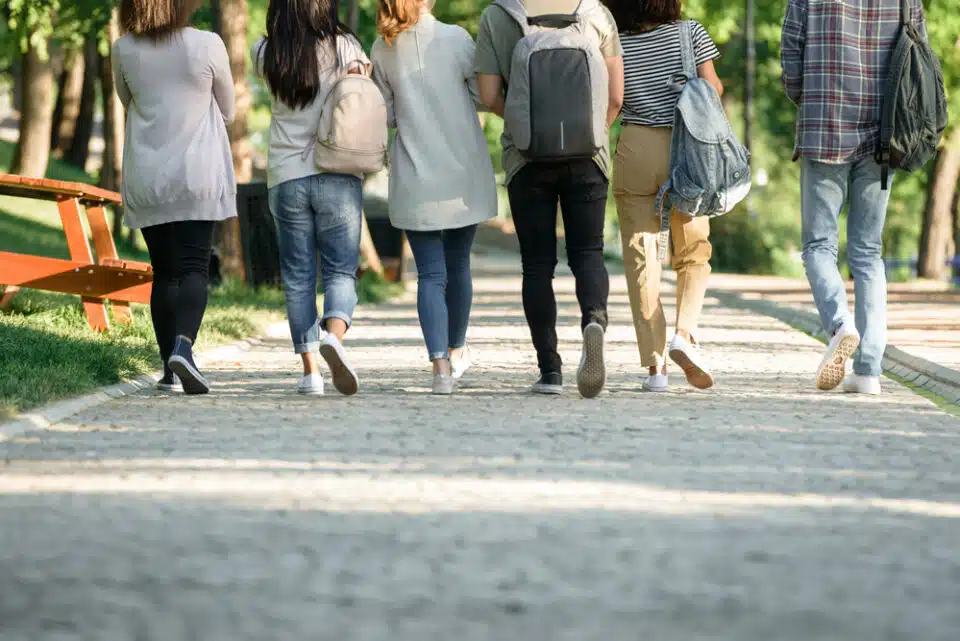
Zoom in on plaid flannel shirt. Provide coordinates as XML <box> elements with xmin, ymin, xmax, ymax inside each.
<box><xmin>780</xmin><ymin>0</ymin><xmax>928</xmax><ymax>163</ymax></box>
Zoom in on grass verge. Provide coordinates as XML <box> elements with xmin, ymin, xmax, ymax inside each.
<box><xmin>0</xmin><ymin>272</ymin><xmax>401</xmax><ymax>422</ymax></box>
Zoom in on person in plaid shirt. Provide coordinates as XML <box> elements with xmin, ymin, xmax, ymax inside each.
<box><xmin>781</xmin><ymin>0</ymin><xmax>928</xmax><ymax>397</ymax></box>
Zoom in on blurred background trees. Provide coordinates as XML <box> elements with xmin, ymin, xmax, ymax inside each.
<box><xmin>1</xmin><ymin>0</ymin><xmax>957</xmax><ymax>283</ymax></box>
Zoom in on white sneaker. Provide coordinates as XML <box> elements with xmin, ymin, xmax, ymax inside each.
<box><xmin>669</xmin><ymin>334</ymin><xmax>714</xmax><ymax>389</ymax></box>
<box><xmin>298</xmin><ymin>373</ymin><xmax>324</xmax><ymax>396</ymax></box>
<box><xmin>451</xmin><ymin>345</ymin><xmax>473</xmax><ymax>380</ymax></box>
<box><xmin>432</xmin><ymin>374</ymin><xmax>456</xmax><ymax>395</ymax></box>
<box><xmin>319</xmin><ymin>334</ymin><xmax>359</xmax><ymax>396</ymax></box>
<box><xmin>843</xmin><ymin>374</ymin><xmax>882</xmax><ymax>396</ymax></box>
<box><xmin>816</xmin><ymin>324</ymin><xmax>861</xmax><ymax>391</ymax></box>
<box><xmin>577</xmin><ymin>322</ymin><xmax>606</xmax><ymax>399</ymax></box>
<box><xmin>645</xmin><ymin>367</ymin><xmax>669</xmax><ymax>393</ymax></box>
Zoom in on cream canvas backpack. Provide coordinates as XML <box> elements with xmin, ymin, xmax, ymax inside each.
<box><xmin>313</xmin><ymin>61</ymin><xmax>388</xmax><ymax>175</ymax></box>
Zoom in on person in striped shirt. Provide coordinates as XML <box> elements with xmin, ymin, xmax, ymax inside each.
<box><xmin>606</xmin><ymin>0</ymin><xmax>722</xmax><ymax>393</ymax></box>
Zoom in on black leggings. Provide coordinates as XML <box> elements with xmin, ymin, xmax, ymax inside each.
<box><xmin>140</xmin><ymin>221</ymin><xmax>215</xmax><ymax>364</ymax></box>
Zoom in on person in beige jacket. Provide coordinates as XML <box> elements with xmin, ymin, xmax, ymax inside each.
<box><xmin>372</xmin><ymin>0</ymin><xmax>497</xmax><ymax>395</ymax></box>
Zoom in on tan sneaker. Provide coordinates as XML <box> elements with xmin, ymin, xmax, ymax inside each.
<box><xmin>816</xmin><ymin>325</ymin><xmax>860</xmax><ymax>391</ymax></box>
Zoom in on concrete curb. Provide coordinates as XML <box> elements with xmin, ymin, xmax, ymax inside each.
<box><xmin>0</xmin><ymin>333</ymin><xmax>272</xmax><ymax>443</ymax></box>
<box><xmin>710</xmin><ymin>288</ymin><xmax>960</xmax><ymax>406</ymax></box>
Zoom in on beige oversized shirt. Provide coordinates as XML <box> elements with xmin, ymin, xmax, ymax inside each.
<box><xmin>474</xmin><ymin>3</ymin><xmax>622</xmax><ymax>185</ymax></box>
<box><xmin>371</xmin><ymin>15</ymin><xmax>497</xmax><ymax>232</ymax></box>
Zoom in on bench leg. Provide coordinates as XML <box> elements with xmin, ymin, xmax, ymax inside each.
<box><xmin>60</xmin><ymin>198</ymin><xmax>111</xmax><ymax>332</ymax></box>
<box><xmin>81</xmin><ymin>297</ymin><xmax>110</xmax><ymax>331</ymax></box>
<box><xmin>0</xmin><ymin>285</ymin><xmax>19</xmax><ymax>309</ymax></box>
<box><xmin>112</xmin><ymin>302</ymin><xmax>133</xmax><ymax>325</ymax></box>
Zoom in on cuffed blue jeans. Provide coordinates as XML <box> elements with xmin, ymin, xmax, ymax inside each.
<box><xmin>406</xmin><ymin>224</ymin><xmax>477</xmax><ymax>361</ymax></box>
<box><xmin>269</xmin><ymin>173</ymin><xmax>362</xmax><ymax>355</ymax></box>
<box><xmin>800</xmin><ymin>157</ymin><xmax>891</xmax><ymax>376</ymax></box>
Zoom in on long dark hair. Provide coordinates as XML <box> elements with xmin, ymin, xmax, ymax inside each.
<box><xmin>258</xmin><ymin>0</ymin><xmax>353</xmax><ymax>109</ymax></box>
<box><xmin>603</xmin><ymin>0</ymin><xmax>682</xmax><ymax>33</ymax></box>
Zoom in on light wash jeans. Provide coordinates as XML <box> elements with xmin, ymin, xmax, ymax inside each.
<box><xmin>269</xmin><ymin>173</ymin><xmax>363</xmax><ymax>354</ymax></box>
<box><xmin>405</xmin><ymin>225</ymin><xmax>477</xmax><ymax>361</ymax></box>
<box><xmin>800</xmin><ymin>157</ymin><xmax>891</xmax><ymax>376</ymax></box>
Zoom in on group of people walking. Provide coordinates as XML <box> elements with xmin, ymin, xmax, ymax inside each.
<box><xmin>112</xmin><ymin>0</ymin><xmax>933</xmax><ymax>400</ymax></box>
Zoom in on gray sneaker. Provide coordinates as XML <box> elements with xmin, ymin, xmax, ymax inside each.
<box><xmin>432</xmin><ymin>374</ymin><xmax>456</xmax><ymax>395</ymax></box>
<box><xmin>577</xmin><ymin>322</ymin><xmax>606</xmax><ymax>399</ymax></box>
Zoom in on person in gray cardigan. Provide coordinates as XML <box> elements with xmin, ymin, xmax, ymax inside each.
<box><xmin>113</xmin><ymin>0</ymin><xmax>237</xmax><ymax>395</ymax></box>
<box><xmin>372</xmin><ymin>0</ymin><xmax>497</xmax><ymax>395</ymax></box>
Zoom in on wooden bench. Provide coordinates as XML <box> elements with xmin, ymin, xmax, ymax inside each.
<box><xmin>0</xmin><ymin>173</ymin><xmax>153</xmax><ymax>331</ymax></box>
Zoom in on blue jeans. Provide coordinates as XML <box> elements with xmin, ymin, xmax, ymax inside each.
<box><xmin>801</xmin><ymin>157</ymin><xmax>891</xmax><ymax>376</ymax></box>
<box><xmin>406</xmin><ymin>225</ymin><xmax>478</xmax><ymax>361</ymax></box>
<box><xmin>269</xmin><ymin>174</ymin><xmax>363</xmax><ymax>354</ymax></box>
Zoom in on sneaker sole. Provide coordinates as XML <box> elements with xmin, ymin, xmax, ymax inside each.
<box><xmin>816</xmin><ymin>335</ymin><xmax>860</xmax><ymax>391</ymax></box>
<box><xmin>532</xmin><ymin>384</ymin><xmax>563</xmax><ymax>396</ymax></box>
<box><xmin>577</xmin><ymin>324</ymin><xmax>606</xmax><ymax>399</ymax></box>
<box><xmin>168</xmin><ymin>356</ymin><xmax>210</xmax><ymax>395</ymax></box>
<box><xmin>645</xmin><ymin>384</ymin><xmax>669</xmax><ymax>393</ymax></box>
<box><xmin>297</xmin><ymin>388</ymin><xmax>324</xmax><ymax>396</ymax></box>
<box><xmin>156</xmin><ymin>383</ymin><xmax>183</xmax><ymax>393</ymax></box>
<box><xmin>320</xmin><ymin>342</ymin><xmax>359</xmax><ymax>396</ymax></box>
<box><xmin>669</xmin><ymin>349</ymin><xmax>714</xmax><ymax>390</ymax></box>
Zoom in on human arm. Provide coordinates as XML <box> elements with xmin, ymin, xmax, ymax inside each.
<box><xmin>453</xmin><ymin>28</ymin><xmax>486</xmax><ymax>111</ymax></box>
<box><xmin>477</xmin><ymin>75</ymin><xmax>505</xmax><ymax>118</ymax></box>
<box><xmin>697</xmin><ymin>60</ymin><xmax>724</xmax><ymax>97</ymax></box>
<box><xmin>690</xmin><ymin>21</ymin><xmax>724</xmax><ymax>97</ymax></box>
<box><xmin>111</xmin><ymin>41</ymin><xmax>132</xmax><ymax>108</ymax></box>
<box><xmin>210</xmin><ymin>34</ymin><xmax>235</xmax><ymax>122</ymax></box>
<box><xmin>475</xmin><ymin>11</ymin><xmax>506</xmax><ymax>117</ymax></box>
<box><xmin>597</xmin><ymin>9</ymin><xmax>623</xmax><ymax>126</ymax></box>
<box><xmin>605</xmin><ymin>56</ymin><xmax>624</xmax><ymax>127</ymax></box>
<box><xmin>370</xmin><ymin>44</ymin><xmax>397</xmax><ymax>129</ymax></box>
<box><xmin>780</xmin><ymin>0</ymin><xmax>807</xmax><ymax>105</ymax></box>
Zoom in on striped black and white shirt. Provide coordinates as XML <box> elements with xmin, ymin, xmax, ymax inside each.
<box><xmin>620</xmin><ymin>21</ymin><xmax>720</xmax><ymax>128</ymax></box>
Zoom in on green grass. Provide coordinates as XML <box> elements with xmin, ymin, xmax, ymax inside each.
<box><xmin>0</xmin><ymin>270</ymin><xmax>399</xmax><ymax>422</ymax></box>
<box><xmin>0</xmin><ymin>286</ymin><xmax>282</xmax><ymax>421</ymax></box>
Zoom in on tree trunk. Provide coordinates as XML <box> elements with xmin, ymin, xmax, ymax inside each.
<box><xmin>11</xmin><ymin>33</ymin><xmax>54</xmax><ymax>178</ymax></box>
<box><xmin>66</xmin><ymin>40</ymin><xmax>98</xmax><ymax>171</ymax></box>
<box><xmin>51</xmin><ymin>48</ymin><xmax>86</xmax><ymax>156</ymax></box>
<box><xmin>99</xmin><ymin>9</ymin><xmax>126</xmax><ymax>243</ymax></box>
<box><xmin>347</xmin><ymin>0</ymin><xmax>360</xmax><ymax>31</ymax></box>
<box><xmin>11</xmin><ymin>55</ymin><xmax>23</xmax><ymax>112</ymax></box>
<box><xmin>214</xmin><ymin>0</ymin><xmax>251</xmax><ymax>280</ymax></box>
<box><xmin>918</xmin><ymin>130</ymin><xmax>960</xmax><ymax>281</ymax></box>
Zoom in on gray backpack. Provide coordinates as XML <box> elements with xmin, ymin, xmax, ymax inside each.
<box><xmin>495</xmin><ymin>0</ymin><xmax>608</xmax><ymax>161</ymax></box>
<box><xmin>877</xmin><ymin>0</ymin><xmax>947</xmax><ymax>189</ymax></box>
<box><xmin>655</xmin><ymin>21</ymin><xmax>751</xmax><ymax>260</ymax></box>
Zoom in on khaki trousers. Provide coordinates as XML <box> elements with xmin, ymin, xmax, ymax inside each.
<box><xmin>613</xmin><ymin>125</ymin><xmax>713</xmax><ymax>368</ymax></box>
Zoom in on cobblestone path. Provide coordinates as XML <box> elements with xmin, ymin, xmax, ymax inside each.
<box><xmin>2</xmin><ymin>250</ymin><xmax>958</xmax><ymax>641</ymax></box>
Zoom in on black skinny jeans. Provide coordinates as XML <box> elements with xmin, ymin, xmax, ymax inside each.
<box><xmin>140</xmin><ymin>221</ymin><xmax>215</xmax><ymax>366</ymax></box>
<box><xmin>507</xmin><ymin>159</ymin><xmax>610</xmax><ymax>374</ymax></box>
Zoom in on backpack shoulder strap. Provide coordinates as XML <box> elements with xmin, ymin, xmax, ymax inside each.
<box><xmin>678</xmin><ymin>20</ymin><xmax>697</xmax><ymax>80</ymax></box>
<box><xmin>899</xmin><ymin>0</ymin><xmax>910</xmax><ymax>27</ymax></box>
<box><xmin>494</xmin><ymin>0</ymin><xmax>533</xmax><ymax>35</ymax></box>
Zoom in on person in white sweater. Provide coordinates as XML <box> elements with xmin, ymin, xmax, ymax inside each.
<box><xmin>371</xmin><ymin>0</ymin><xmax>497</xmax><ymax>395</ymax></box>
<box><xmin>113</xmin><ymin>0</ymin><xmax>237</xmax><ymax>395</ymax></box>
